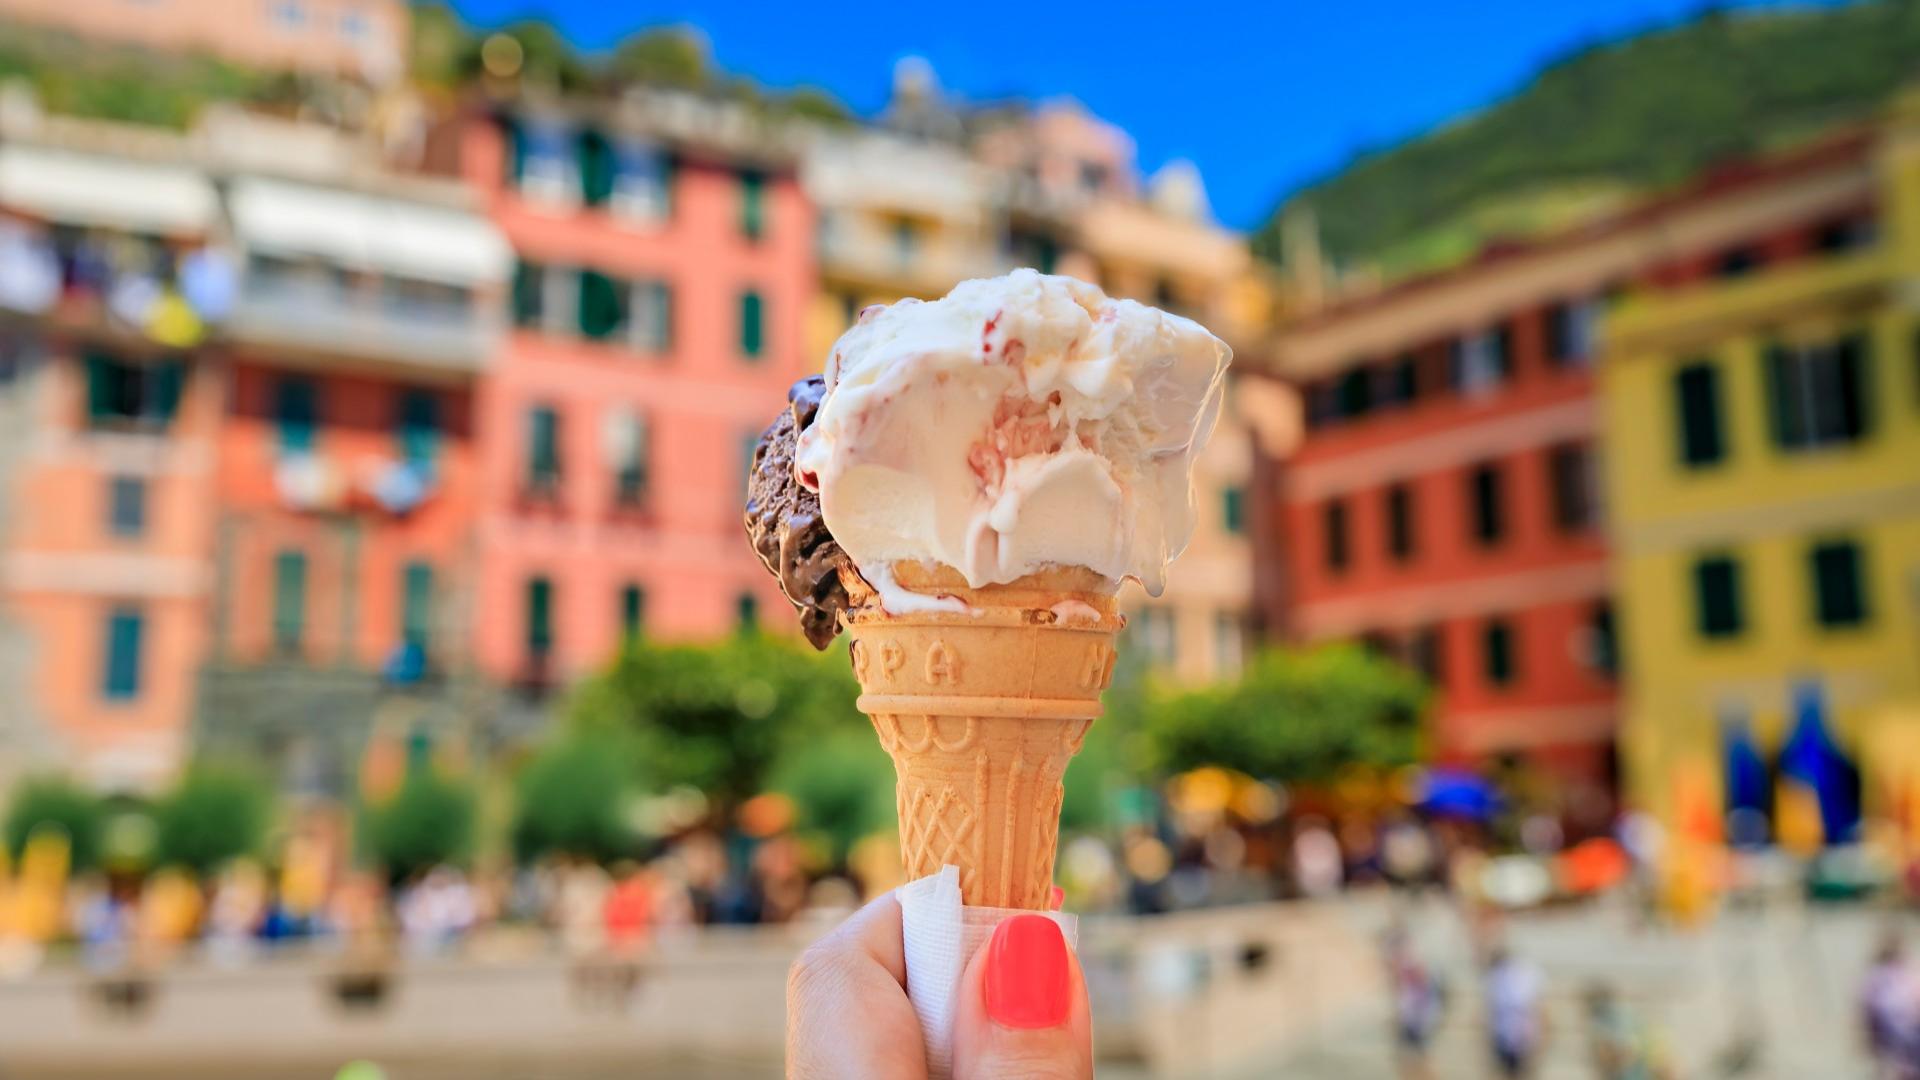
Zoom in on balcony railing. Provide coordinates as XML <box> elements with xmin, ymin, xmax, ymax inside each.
<box><xmin>230</xmin><ymin>276</ymin><xmax>497</xmax><ymax>374</ymax></box>
<box><xmin>817</xmin><ymin>230</ymin><xmax>1005</xmax><ymax>292</ymax></box>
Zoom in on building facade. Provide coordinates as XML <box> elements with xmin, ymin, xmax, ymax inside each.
<box><xmin>0</xmin><ymin>0</ymin><xmax>407</xmax><ymax>83</ymax></box>
<box><xmin>459</xmin><ymin>90</ymin><xmax>817</xmax><ymax>691</ymax></box>
<box><xmin>1603</xmin><ymin>115</ymin><xmax>1915</xmax><ymax>831</ymax></box>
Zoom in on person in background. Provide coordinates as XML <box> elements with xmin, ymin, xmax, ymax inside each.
<box><xmin>1382</xmin><ymin>923</ymin><xmax>1443</xmax><ymax>1080</ymax></box>
<box><xmin>1484</xmin><ymin>945</ymin><xmax>1545</xmax><ymax>1078</ymax></box>
<box><xmin>1290</xmin><ymin>817</ymin><xmax>1343</xmax><ymax>899</ymax></box>
<box><xmin>1862</xmin><ymin>930</ymin><xmax>1918</xmax><ymax>1080</ymax></box>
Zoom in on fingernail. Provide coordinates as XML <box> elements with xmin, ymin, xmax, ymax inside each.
<box><xmin>1049</xmin><ymin>885</ymin><xmax>1065</xmax><ymax>911</ymax></box>
<box><xmin>984</xmin><ymin>914</ymin><xmax>1070</xmax><ymax>1029</ymax></box>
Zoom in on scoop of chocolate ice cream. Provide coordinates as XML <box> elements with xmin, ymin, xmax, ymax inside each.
<box><xmin>744</xmin><ymin>375</ymin><xmax>857</xmax><ymax>650</ymax></box>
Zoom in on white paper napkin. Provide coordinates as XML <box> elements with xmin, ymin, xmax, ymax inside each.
<box><xmin>896</xmin><ymin>865</ymin><xmax>1078</xmax><ymax>1080</ymax></box>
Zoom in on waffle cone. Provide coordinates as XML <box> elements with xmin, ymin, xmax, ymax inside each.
<box><xmin>844</xmin><ymin>562</ymin><xmax>1123</xmax><ymax>909</ymax></box>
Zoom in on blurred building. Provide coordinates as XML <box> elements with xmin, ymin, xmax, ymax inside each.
<box><xmin>455</xmin><ymin>88</ymin><xmax>817</xmax><ymax>693</ymax></box>
<box><xmin>0</xmin><ymin>103</ymin><xmax>228</xmax><ymax>787</ymax></box>
<box><xmin>192</xmin><ymin>112</ymin><xmax>510</xmax><ymax>796</ymax></box>
<box><xmin>1603</xmin><ymin>111</ymin><xmax>1915</xmax><ymax>828</ymax></box>
<box><xmin>0</xmin><ymin>0</ymin><xmax>408</xmax><ymax>83</ymax></box>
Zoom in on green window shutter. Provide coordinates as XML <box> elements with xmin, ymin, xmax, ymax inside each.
<box><xmin>578</xmin><ymin>129</ymin><xmax>615</xmax><ymax>207</ymax></box>
<box><xmin>1222</xmin><ymin>486</ymin><xmax>1246</xmax><ymax>535</ymax></box>
<box><xmin>527</xmin><ymin>577</ymin><xmax>553</xmax><ymax>655</ymax></box>
<box><xmin>1674</xmin><ymin>362</ymin><xmax>1725</xmax><ymax>467</ymax></box>
<box><xmin>740</xmin><ymin>171</ymin><xmax>765</xmax><ymax>240</ymax></box>
<box><xmin>273</xmin><ymin>550</ymin><xmax>307</xmax><ymax>653</ymax></box>
<box><xmin>1482</xmin><ymin>618</ymin><xmax>1515</xmax><ymax>686</ymax></box>
<box><xmin>505</xmin><ymin>118</ymin><xmax>527</xmax><ymax>185</ymax></box>
<box><xmin>1764</xmin><ymin>342</ymin><xmax>1803</xmax><ymax>449</ymax></box>
<box><xmin>512</xmin><ymin>261</ymin><xmax>544</xmax><ymax>328</ymax></box>
<box><xmin>1836</xmin><ymin>331</ymin><xmax>1872</xmax><ymax>441</ymax></box>
<box><xmin>620</xmin><ymin>583</ymin><xmax>645</xmax><ymax>642</ymax></box>
<box><xmin>577</xmin><ymin>270</ymin><xmax>627</xmax><ymax>340</ymax></box>
<box><xmin>102</xmin><ymin>607</ymin><xmax>143</xmax><ymax>700</ymax></box>
<box><xmin>528</xmin><ymin>406</ymin><xmax>560</xmax><ymax>485</ymax></box>
<box><xmin>276</xmin><ymin>378</ymin><xmax>317</xmax><ymax>454</ymax></box>
<box><xmin>152</xmin><ymin>361</ymin><xmax>186</xmax><ymax>421</ymax></box>
<box><xmin>397</xmin><ymin>391</ymin><xmax>439</xmax><ymax>469</ymax></box>
<box><xmin>1693</xmin><ymin>555</ymin><xmax>1743</xmax><ymax>639</ymax></box>
<box><xmin>740</xmin><ymin>290</ymin><xmax>764</xmax><ymax>358</ymax></box>
<box><xmin>87</xmin><ymin>354</ymin><xmax>116</xmax><ymax>420</ymax></box>
<box><xmin>1811</xmin><ymin>540</ymin><xmax>1868</xmax><ymax>628</ymax></box>
<box><xmin>402</xmin><ymin>562</ymin><xmax>434</xmax><ymax>651</ymax></box>
<box><xmin>736</xmin><ymin>592</ymin><xmax>759</xmax><ymax>633</ymax></box>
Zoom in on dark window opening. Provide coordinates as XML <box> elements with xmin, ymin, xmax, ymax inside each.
<box><xmin>1674</xmin><ymin>361</ymin><xmax>1726</xmax><ymax>467</ymax></box>
<box><xmin>1385</xmin><ymin>483</ymin><xmax>1414</xmax><ymax>562</ymax></box>
<box><xmin>1323</xmin><ymin>499</ymin><xmax>1349</xmax><ymax>572</ymax></box>
<box><xmin>1694</xmin><ymin>555</ymin><xmax>1744</xmax><ymax>639</ymax></box>
<box><xmin>1810</xmin><ymin>540</ymin><xmax>1868</xmax><ymax>628</ymax></box>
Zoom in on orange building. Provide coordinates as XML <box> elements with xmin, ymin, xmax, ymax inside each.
<box><xmin>457</xmin><ymin>89</ymin><xmax>817</xmax><ymax>692</ymax></box>
<box><xmin>0</xmin><ymin>0</ymin><xmax>408</xmax><ymax>83</ymax></box>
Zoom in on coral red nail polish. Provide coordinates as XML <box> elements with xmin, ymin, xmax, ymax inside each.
<box><xmin>984</xmin><ymin>914</ymin><xmax>1070</xmax><ymax>1029</ymax></box>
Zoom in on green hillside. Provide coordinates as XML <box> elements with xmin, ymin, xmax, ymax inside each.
<box><xmin>1253</xmin><ymin>0</ymin><xmax>1920</xmax><ymax>276</ymax></box>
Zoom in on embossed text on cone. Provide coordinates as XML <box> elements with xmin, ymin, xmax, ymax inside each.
<box><xmin>845</xmin><ymin>563</ymin><xmax>1122</xmax><ymax>910</ymax></box>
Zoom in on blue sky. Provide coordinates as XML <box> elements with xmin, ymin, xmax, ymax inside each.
<box><xmin>444</xmin><ymin>0</ymin><xmax>1848</xmax><ymax>230</ymax></box>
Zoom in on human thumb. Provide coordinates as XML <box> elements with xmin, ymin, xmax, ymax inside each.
<box><xmin>952</xmin><ymin>914</ymin><xmax>1093</xmax><ymax>1080</ymax></box>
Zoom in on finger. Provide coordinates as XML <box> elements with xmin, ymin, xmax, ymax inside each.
<box><xmin>786</xmin><ymin>892</ymin><xmax>925</xmax><ymax>1080</ymax></box>
<box><xmin>953</xmin><ymin>914</ymin><xmax>1093</xmax><ymax>1080</ymax></box>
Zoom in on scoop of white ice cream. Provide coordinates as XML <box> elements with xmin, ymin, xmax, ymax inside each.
<box><xmin>794</xmin><ymin>270</ymin><xmax>1230</xmax><ymax>601</ymax></box>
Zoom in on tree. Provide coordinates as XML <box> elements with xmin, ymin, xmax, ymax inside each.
<box><xmin>1146</xmin><ymin>644</ymin><xmax>1428</xmax><ymax>784</ymax></box>
<box><xmin>359</xmin><ymin>769</ymin><xmax>476</xmax><ymax>882</ymax></box>
<box><xmin>3</xmin><ymin>776</ymin><xmax>103</xmax><ymax>872</ymax></box>
<box><xmin>511</xmin><ymin>730</ymin><xmax>642</xmax><ymax>863</ymax></box>
<box><xmin>605</xmin><ymin>27</ymin><xmax>709</xmax><ymax>90</ymax></box>
<box><xmin>568</xmin><ymin>633</ymin><xmax>860</xmax><ymax>811</ymax></box>
<box><xmin>152</xmin><ymin>764</ymin><xmax>273</xmax><ymax>875</ymax></box>
<box><xmin>768</xmin><ymin>727</ymin><xmax>896</xmax><ymax>864</ymax></box>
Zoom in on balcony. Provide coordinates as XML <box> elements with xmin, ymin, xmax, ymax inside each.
<box><xmin>230</xmin><ymin>273</ymin><xmax>498</xmax><ymax>375</ymax></box>
<box><xmin>817</xmin><ymin>229</ymin><xmax>1005</xmax><ymax>294</ymax></box>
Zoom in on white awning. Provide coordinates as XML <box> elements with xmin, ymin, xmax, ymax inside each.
<box><xmin>228</xmin><ymin>177</ymin><xmax>511</xmax><ymax>287</ymax></box>
<box><xmin>0</xmin><ymin>145</ymin><xmax>217</xmax><ymax>234</ymax></box>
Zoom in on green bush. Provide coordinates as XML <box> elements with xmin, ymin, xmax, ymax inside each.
<box><xmin>359</xmin><ymin>770</ymin><xmax>476</xmax><ymax>882</ymax></box>
<box><xmin>768</xmin><ymin>727</ymin><xmax>897</xmax><ymax>864</ymax></box>
<box><xmin>152</xmin><ymin>765</ymin><xmax>272</xmax><ymax>875</ymax></box>
<box><xmin>1146</xmin><ymin>644</ymin><xmax>1429</xmax><ymax>784</ymax></box>
<box><xmin>3</xmin><ymin>775</ymin><xmax>103</xmax><ymax>872</ymax></box>
<box><xmin>511</xmin><ymin>732</ymin><xmax>641</xmax><ymax>863</ymax></box>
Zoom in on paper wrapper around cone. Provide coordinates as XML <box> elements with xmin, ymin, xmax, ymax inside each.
<box><xmin>844</xmin><ymin>562</ymin><xmax>1123</xmax><ymax>910</ymax></box>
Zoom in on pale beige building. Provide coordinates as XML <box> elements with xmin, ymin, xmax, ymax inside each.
<box><xmin>0</xmin><ymin>0</ymin><xmax>407</xmax><ymax>83</ymax></box>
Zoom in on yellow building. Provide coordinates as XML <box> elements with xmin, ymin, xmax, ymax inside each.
<box><xmin>1603</xmin><ymin>107</ymin><xmax>1920</xmax><ymax>831</ymax></box>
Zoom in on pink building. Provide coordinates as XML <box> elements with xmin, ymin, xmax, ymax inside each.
<box><xmin>457</xmin><ymin>91</ymin><xmax>817</xmax><ymax>690</ymax></box>
<box><xmin>0</xmin><ymin>0</ymin><xmax>407</xmax><ymax>82</ymax></box>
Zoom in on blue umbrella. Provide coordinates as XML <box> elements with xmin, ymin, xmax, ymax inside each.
<box><xmin>1778</xmin><ymin>679</ymin><xmax>1862</xmax><ymax>845</ymax></box>
<box><xmin>1414</xmin><ymin>768</ymin><xmax>1502</xmax><ymax>820</ymax></box>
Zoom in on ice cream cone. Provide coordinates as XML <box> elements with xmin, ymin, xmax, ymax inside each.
<box><xmin>844</xmin><ymin>562</ymin><xmax>1123</xmax><ymax>910</ymax></box>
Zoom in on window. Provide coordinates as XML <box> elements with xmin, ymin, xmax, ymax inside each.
<box><xmin>339</xmin><ymin>9</ymin><xmax>369</xmax><ymax>40</ymax></box>
<box><xmin>1408</xmin><ymin>625</ymin><xmax>1443</xmax><ymax>684</ymax></box>
<box><xmin>1548</xmin><ymin>442</ymin><xmax>1598</xmax><ymax>533</ymax></box>
<box><xmin>1383</xmin><ymin>355</ymin><xmax>1419</xmax><ymax>407</ymax></box>
<box><xmin>1481</xmin><ymin>618</ymin><xmax>1516</xmax><ymax>687</ymax></box>
<box><xmin>1674</xmin><ymin>361</ymin><xmax>1725</xmax><ymax>467</ymax></box>
<box><xmin>511</xmin><ymin>260</ymin><xmax>546</xmax><ymax>328</ymax></box>
<box><xmin>577</xmin><ymin>270</ymin><xmax>629</xmax><ymax>341</ymax></box>
<box><xmin>1693</xmin><ymin>555</ymin><xmax>1744</xmax><ymax>639</ymax></box>
<box><xmin>509</xmin><ymin>118</ymin><xmax>580</xmax><ymax>206</ymax></box>
<box><xmin>527</xmin><ymin>406</ymin><xmax>561</xmax><ymax>493</ymax></box>
<box><xmin>1810</xmin><ymin>540</ymin><xmax>1868</xmax><ymax>628</ymax></box>
<box><xmin>1336</xmin><ymin>367</ymin><xmax>1372</xmax><ymax>419</ymax></box>
<box><xmin>273</xmin><ymin>550</ymin><xmax>307</xmax><ymax>654</ymax></box>
<box><xmin>107</xmin><ymin>476</ymin><xmax>145</xmax><ymax>538</ymax></box>
<box><xmin>1213</xmin><ymin>612</ymin><xmax>1242</xmax><ymax>674</ymax></box>
<box><xmin>276</xmin><ymin>377</ymin><xmax>318</xmax><ymax>454</ymax></box>
<box><xmin>631</xmin><ymin>280</ymin><xmax>672</xmax><ymax>353</ymax></box>
<box><xmin>1221</xmin><ymin>486</ymin><xmax>1246</xmax><ymax>535</ymax></box>
<box><xmin>621</xmin><ymin>583</ymin><xmax>645</xmax><ymax>642</ymax></box>
<box><xmin>1322</xmin><ymin>499</ymin><xmax>1349</xmax><ymax>572</ymax></box>
<box><xmin>527</xmin><ymin>577</ymin><xmax>554</xmax><ymax>658</ymax></box>
<box><xmin>577</xmin><ymin>129</ymin><xmax>616</xmax><ymax>208</ymax></box>
<box><xmin>740</xmin><ymin>171</ymin><xmax>766</xmax><ymax>240</ymax></box>
<box><xmin>1765</xmin><ymin>334</ymin><xmax>1871</xmax><ymax>451</ymax></box>
<box><xmin>607</xmin><ymin>409</ymin><xmax>648</xmax><ymax>505</ymax></box>
<box><xmin>1453</xmin><ymin>326</ymin><xmax>1511</xmax><ymax>395</ymax></box>
<box><xmin>1716</xmin><ymin>247</ymin><xmax>1760</xmax><ymax>279</ymax></box>
<box><xmin>739</xmin><ymin>290</ymin><xmax>765</xmax><ymax>359</ymax></box>
<box><xmin>1815</xmin><ymin>216</ymin><xmax>1875</xmax><ymax>255</ymax></box>
<box><xmin>1385</xmin><ymin>483</ymin><xmax>1414</xmax><ymax>562</ymax></box>
<box><xmin>1587</xmin><ymin>602</ymin><xmax>1617</xmax><ymax>678</ymax></box>
<box><xmin>397</xmin><ymin>391</ymin><xmax>439</xmax><ymax>470</ymax></box>
<box><xmin>1546</xmin><ymin>297</ymin><xmax>1598</xmax><ymax>367</ymax></box>
<box><xmin>1468</xmin><ymin>462</ymin><xmax>1505</xmax><ymax>546</ymax></box>
<box><xmin>102</xmin><ymin>607</ymin><xmax>142</xmax><ymax>700</ymax></box>
<box><xmin>1133</xmin><ymin>607</ymin><xmax>1176</xmax><ymax>665</ymax></box>
<box><xmin>401</xmin><ymin>562</ymin><xmax>434</xmax><ymax>652</ymax></box>
<box><xmin>736</xmin><ymin>592</ymin><xmax>759</xmax><ymax>633</ymax></box>
<box><xmin>270</xmin><ymin>0</ymin><xmax>306</xmax><ymax>29</ymax></box>
<box><xmin>1304</xmin><ymin>382</ymin><xmax>1338</xmax><ymax>430</ymax></box>
<box><xmin>86</xmin><ymin>354</ymin><xmax>184</xmax><ymax>429</ymax></box>
<box><xmin>611</xmin><ymin>141</ymin><xmax>672</xmax><ymax>221</ymax></box>
<box><xmin>894</xmin><ymin>218</ymin><xmax>918</xmax><ymax>267</ymax></box>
